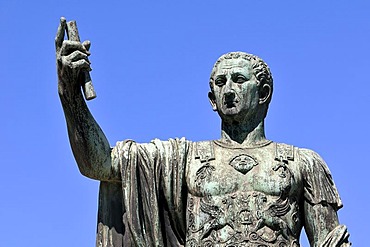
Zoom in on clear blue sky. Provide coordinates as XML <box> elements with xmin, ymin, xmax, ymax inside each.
<box><xmin>0</xmin><ymin>1</ymin><xmax>368</xmax><ymax>246</ymax></box>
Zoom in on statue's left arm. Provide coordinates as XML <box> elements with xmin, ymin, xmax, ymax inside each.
<box><xmin>303</xmin><ymin>198</ymin><xmax>344</xmax><ymax>246</ymax></box>
<box><xmin>299</xmin><ymin>149</ymin><xmax>351</xmax><ymax>247</ymax></box>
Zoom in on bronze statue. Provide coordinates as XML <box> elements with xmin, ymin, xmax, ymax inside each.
<box><xmin>56</xmin><ymin>18</ymin><xmax>351</xmax><ymax>247</ymax></box>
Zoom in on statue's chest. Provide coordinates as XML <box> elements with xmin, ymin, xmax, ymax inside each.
<box><xmin>184</xmin><ymin>141</ymin><xmax>303</xmax><ymax>246</ymax></box>
<box><xmin>186</xmin><ymin>141</ymin><xmax>299</xmax><ymax>197</ymax></box>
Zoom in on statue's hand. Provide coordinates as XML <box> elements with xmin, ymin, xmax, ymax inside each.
<box><xmin>55</xmin><ymin>17</ymin><xmax>91</xmax><ymax>98</ymax></box>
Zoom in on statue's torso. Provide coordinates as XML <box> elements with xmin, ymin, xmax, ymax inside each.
<box><xmin>185</xmin><ymin>141</ymin><xmax>303</xmax><ymax>247</ymax></box>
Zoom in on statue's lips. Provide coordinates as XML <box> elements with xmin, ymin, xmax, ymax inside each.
<box><xmin>224</xmin><ymin>100</ymin><xmax>239</xmax><ymax>108</ymax></box>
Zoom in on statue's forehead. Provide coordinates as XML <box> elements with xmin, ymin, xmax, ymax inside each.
<box><xmin>217</xmin><ymin>58</ymin><xmax>251</xmax><ymax>70</ymax></box>
<box><xmin>216</xmin><ymin>59</ymin><xmax>252</xmax><ymax>75</ymax></box>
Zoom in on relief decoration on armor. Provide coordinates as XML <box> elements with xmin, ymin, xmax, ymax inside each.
<box><xmin>194</xmin><ymin>141</ymin><xmax>216</xmax><ymax>187</ymax></box>
<box><xmin>273</xmin><ymin>143</ymin><xmax>295</xmax><ymax>197</ymax></box>
<box><xmin>229</xmin><ymin>154</ymin><xmax>258</xmax><ymax>175</ymax></box>
<box><xmin>186</xmin><ymin>191</ymin><xmax>296</xmax><ymax>246</ymax></box>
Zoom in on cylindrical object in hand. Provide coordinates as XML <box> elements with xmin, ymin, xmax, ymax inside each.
<box><xmin>66</xmin><ymin>20</ymin><xmax>97</xmax><ymax>100</ymax></box>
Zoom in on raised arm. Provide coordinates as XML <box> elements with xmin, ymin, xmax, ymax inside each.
<box><xmin>56</xmin><ymin>18</ymin><xmax>115</xmax><ymax>181</ymax></box>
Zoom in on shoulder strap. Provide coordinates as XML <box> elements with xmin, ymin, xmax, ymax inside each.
<box><xmin>194</xmin><ymin>141</ymin><xmax>215</xmax><ymax>163</ymax></box>
<box><xmin>275</xmin><ymin>142</ymin><xmax>295</xmax><ymax>162</ymax></box>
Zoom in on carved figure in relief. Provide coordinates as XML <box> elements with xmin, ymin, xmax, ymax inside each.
<box><xmin>56</xmin><ymin>18</ymin><xmax>351</xmax><ymax>246</ymax></box>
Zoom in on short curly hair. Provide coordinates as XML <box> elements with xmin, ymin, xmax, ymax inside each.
<box><xmin>209</xmin><ymin>52</ymin><xmax>273</xmax><ymax>105</ymax></box>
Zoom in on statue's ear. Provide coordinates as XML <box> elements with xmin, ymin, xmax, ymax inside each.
<box><xmin>259</xmin><ymin>84</ymin><xmax>271</xmax><ymax>104</ymax></box>
<box><xmin>208</xmin><ymin>92</ymin><xmax>217</xmax><ymax>111</ymax></box>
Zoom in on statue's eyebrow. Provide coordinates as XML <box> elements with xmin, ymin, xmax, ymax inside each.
<box><xmin>231</xmin><ymin>71</ymin><xmax>248</xmax><ymax>76</ymax></box>
<box><xmin>215</xmin><ymin>74</ymin><xmax>227</xmax><ymax>79</ymax></box>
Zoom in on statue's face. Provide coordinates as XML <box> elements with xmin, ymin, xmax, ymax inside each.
<box><xmin>209</xmin><ymin>58</ymin><xmax>262</xmax><ymax>123</ymax></box>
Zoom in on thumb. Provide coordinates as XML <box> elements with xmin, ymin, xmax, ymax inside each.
<box><xmin>82</xmin><ymin>40</ymin><xmax>91</xmax><ymax>51</ymax></box>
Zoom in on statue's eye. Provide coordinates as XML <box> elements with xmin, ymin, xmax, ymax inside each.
<box><xmin>235</xmin><ymin>75</ymin><xmax>247</xmax><ymax>83</ymax></box>
<box><xmin>215</xmin><ymin>78</ymin><xmax>226</xmax><ymax>87</ymax></box>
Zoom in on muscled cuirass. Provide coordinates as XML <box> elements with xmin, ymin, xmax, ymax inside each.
<box><xmin>185</xmin><ymin>141</ymin><xmax>303</xmax><ymax>247</ymax></box>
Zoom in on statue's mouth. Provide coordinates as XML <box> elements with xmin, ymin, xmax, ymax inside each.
<box><xmin>224</xmin><ymin>100</ymin><xmax>238</xmax><ymax>108</ymax></box>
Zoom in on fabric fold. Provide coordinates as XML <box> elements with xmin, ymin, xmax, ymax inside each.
<box><xmin>299</xmin><ymin>148</ymin><xmax>343</xmax><ymax>210</ymax></box>
<box><xmin>97</xmin><ymin>138</ymin><xmax>189</xmax><ymax>246</ymax></box>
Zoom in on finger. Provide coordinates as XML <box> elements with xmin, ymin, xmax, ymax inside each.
<box><xmin>66</xmin><ymin>50</ymin><xmax>90</xmax><ymax>63</ymax></box>
<box><xmin>71</xmin><ymin>59</ymin><xmax>92</xmax><ymax>72</ymax></box>
<box><xmin>61</xmin><ymin>40</ymin><xmax>90</xmax><ymax>56</ymax></box>
<box><xmin>82</xmin><ymin>40</ymin><xmax>91</xmax><ymax>51</ymax></box>
<box><xmin>55</xmin><ymin>17</ymin><xmax>66</xmax><ymax>51</ymax></box>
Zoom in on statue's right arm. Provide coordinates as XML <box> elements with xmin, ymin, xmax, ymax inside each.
<box><xmin>56</xmin><ymin>18</ymin><xmax>115</xmax><ymax>181</ymax></box>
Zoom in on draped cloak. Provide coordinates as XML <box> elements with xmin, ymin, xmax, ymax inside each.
<box><xmin>96</xmin><ymin>138</ymin><xmax>190</xmax><ymax>247</ymax></box>
<box><xmin>94</xmin><ymin>138</ymin><xmax>350</xmax><ymax>247</ymax></box>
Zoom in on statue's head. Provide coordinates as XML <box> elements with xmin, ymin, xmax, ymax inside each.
<box><xmin>208</xmin><ymin>52</ymin><xmax>273</xmax><ymax>124</ymax></box>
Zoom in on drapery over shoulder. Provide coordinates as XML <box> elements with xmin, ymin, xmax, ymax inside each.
<box><xmin>299</xmin><ymin>149</ymin><xmax>351</xmax><ymax>246</ymax></box>
<box><xmin>299</xmin><ymin>148</ymin><xmax>343</xmax><ymax>210</ymax></box>
<box><xmin>96</xmin><ymin>138</ymin><xmax>191</xmax><ymax>247</ymax></box>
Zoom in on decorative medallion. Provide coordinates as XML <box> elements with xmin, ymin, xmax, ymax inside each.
<box><xmin>229</xmin><ymin>154</ymin><xmax>258</xmax><ymax>174</ymax></box>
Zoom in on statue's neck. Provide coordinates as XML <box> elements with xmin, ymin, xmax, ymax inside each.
<box><xmin>220</xmin><ymin>120</ymin><xmax>267</xmax><ymax>147</ymax></box>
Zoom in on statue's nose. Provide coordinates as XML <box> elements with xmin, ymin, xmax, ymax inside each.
<box><xmin>224</xmin><ymin>91</ymin><xmax>235</xmax><ymax>101</ymax></box>
<box><xmin>223</xmin><ymin>78</ymin><xmax>236</xmax><ymax>101</ymax></box>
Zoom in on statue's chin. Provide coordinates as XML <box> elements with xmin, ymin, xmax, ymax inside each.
<box><xmin>219</xmin><ymin>110</ymin><xmax>245</xmax><ymax>124</ymax></box>
<box><xmin>220</xmin><ymin>106</ymin><xmax>240</xmax><ymax>116</ymax></box>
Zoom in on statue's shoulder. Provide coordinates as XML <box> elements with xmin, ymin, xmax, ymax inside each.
<box><xmin>192</xmin><ymin>140</ymin><xmax>215</xmax><ymax>162</ymax></box>
<box><xmin>278</xmin><ymin>143</ymin><xmax>334</xmax><ymax>182</ymax></box>
<box><xmin>294</xmin><ymin>146</ymin><xmax>326</xmax><ymax>164</ymax></box>
<box><xmin>272</xmin><ymin>141</ymin><xmax>326</xmax><ymax>164</ymax></box>
<box><xmin>288</xmin><ymin>145</ymin><xmax>343</xmax><ymax>209</ymax></box>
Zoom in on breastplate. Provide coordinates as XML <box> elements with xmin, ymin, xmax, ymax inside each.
<box><xmin>185</xmin><ymin>141</ymin><xmax>302</xmax><ymax>247</ymax></box>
